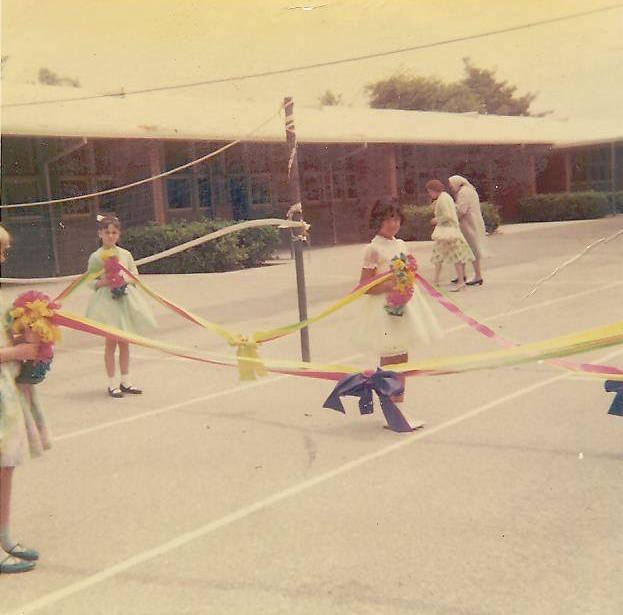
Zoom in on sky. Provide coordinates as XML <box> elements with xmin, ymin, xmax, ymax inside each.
<box><xmin>1</xmin><ymin>0</ymin><xmax>622</xmax><ymax>120</ymax></box>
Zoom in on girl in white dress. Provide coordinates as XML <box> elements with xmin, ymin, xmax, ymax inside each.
<box><xmin>86</xmin><ymin>216</ymin><xmax>156</xmax><ymax>398</ymax></box>
<box><xmin>355</xmin><ymin>200</ymin><xmax>443</xmax><ymax>429</ymax></box>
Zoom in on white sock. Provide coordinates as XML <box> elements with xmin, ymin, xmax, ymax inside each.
<box><xmin>120</xmin><ymin>373</ymin><xmax>130</xmax><ymax>387</ymax></box>
<box><xmin>108</xmin><ymin>376</ymin><xmax>116</xmax><ymax>390</ymax></box>
<box><xmin>0</xmin><ymin>523</ymin><xmax>15</xmax><ymax>552</ymax></box>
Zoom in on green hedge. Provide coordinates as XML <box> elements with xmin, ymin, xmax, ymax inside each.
<box><xmin>122</xmin><ymin>219</ymin><xmax>279</xmax><ymax>274</ymax></box>
<box><xmin>519</xmin><ymin>192</ymin><xmax>611</xmax><ymax>222</ymax></box>
<box><xmin>607</xmin><ymin>191</ymin><xmax>623</xmax><ymax>214</ymax></box>
<box><xmin>398</xmin><ymin>202</ymin><xmax>501</xmax><ymax>242</ymax></box>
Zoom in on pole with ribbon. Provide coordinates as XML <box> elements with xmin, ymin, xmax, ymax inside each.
<box><xmin>284</xmin><ymin>96</ymin><xmax>311</xmax><ymax>362</ymax></box>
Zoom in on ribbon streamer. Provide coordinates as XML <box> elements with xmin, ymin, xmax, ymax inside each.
<box><xmin>50</xmin><ymin>309</ymin><xmax>623</xmax><ymax>383</ymax></box>
<box><xmin>1</xmin><ymin>219</ymin><xmax>307</xmax><ymax>286</ymax></box>
<box><xmin>416</xmin><ymin>274</ymin><xmax>623</xmax><ymax>381</ymax></box>
<box><xmin>516</xmin><ymin>227</ymin><xmax>623</xmax><ymax>305</ymax></box>
<box><xmin>604</xmin><ymin>381</ymin><xmax>623</xmax><ymax>417</ymax></box>
<box><xmin>323</xmin><ymin>369</ymin><xmax>414</xmax><ymax>432</ymax></box>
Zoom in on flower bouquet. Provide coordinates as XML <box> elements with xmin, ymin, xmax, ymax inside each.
<box><xmin>8</xmin><ymin>291</ymin><xmax>60</xmax><ymax>384</ymax></box>
<box><xmin>103</xmin><ymin>254</ymin><xmax>128</xmax><ymax>299</ymax></box>
<box><xmin>384</xmin><ymin>253</ymin><xmax>418</xmax><ymax>317</ymax></box>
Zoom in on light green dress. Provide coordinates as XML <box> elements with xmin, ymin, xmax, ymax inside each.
<box><xmin>0</xmin><ymin>293</ymin><xmax>51</xmax><ymax>467</ymax></box>
<box><xmin>430</xmin><ymin>192</ymin><xmax>475</xmax><ymax>265</ymax></box>
<box><xmin>86</xmin><ymin>247</ymin><xmax>157</xmax><ymax>334</ymax></box>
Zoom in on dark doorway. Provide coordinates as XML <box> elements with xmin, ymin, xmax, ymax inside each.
<box><xmin>228</xmin><ymin>176</ymin><xmax>249</xmax><ymax>220</ymax></box>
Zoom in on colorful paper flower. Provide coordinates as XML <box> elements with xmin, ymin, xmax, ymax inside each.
<box><xmin>385</xmin><ymin>253</ymin><xmax>418</xmax><ymax>316</ymax></box>
<box><xmin>102</xmin><ymin>255</ymin><xmax>128</xmax><ymax>299</ymax></box>
<box><xmin>8</xmin><ymin>291</ymin><xmax>60</xmax><ymax>383</ymax></box>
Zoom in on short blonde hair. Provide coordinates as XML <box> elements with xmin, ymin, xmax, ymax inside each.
<box><xmin>0</xmin><ymin>224</ymin><xmax>11</xmax><ymax>249</ymax></box>
<box><xmin>0</xmin><ymin>224</ymin><xmax>11</xmax><ymax>262</ymax></box>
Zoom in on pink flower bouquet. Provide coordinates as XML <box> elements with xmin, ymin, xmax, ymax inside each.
<box><xmin>103</xmin><ymin>256</ymin><xmax>128</xmax><ymax>299</ymax></box>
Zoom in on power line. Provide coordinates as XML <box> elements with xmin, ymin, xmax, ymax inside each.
<box><xmin>3</xmin><ymin>3</ymin><xmax>621</xmax><ymax>109</ymax></box>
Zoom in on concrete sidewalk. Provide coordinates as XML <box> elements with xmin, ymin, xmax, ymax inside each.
<box><xmin>2</xmin><ymin>216</ymin><xmax>623</xmax><ymax>615</ymax></box>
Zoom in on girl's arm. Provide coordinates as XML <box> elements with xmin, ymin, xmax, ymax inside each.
<box><xmin>87</xmin><ymin>252</ymin><xmax>106</xmax><ymax>289</ymax></box>
<box><xmin>127</xmin><ymin>250</ymin><xmax>139</xmax><ymax>278</ymax></box>
<box><xmin>0</xmin><ymin>343</ymin><xmax>39</xmax><ymax>362</ymax></box>
<box><xmin>360</xmin><ymin>267</ymin><xmax>394</xmax><ymax>294</ymax></box>
<box><xmin>360</xmin><ymin>245</ymin><xmax>392</xmax><ymax>294</ymax></box>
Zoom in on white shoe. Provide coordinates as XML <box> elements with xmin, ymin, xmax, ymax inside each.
<box><xmin>405</xmin><ymin>416</ymin><xmax>425</xmax><ymax>430</ymax></box>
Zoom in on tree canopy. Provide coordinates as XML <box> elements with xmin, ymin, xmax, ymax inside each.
<box><xmin>366</xmin><ymin>58</ymin><xmax>543</xmax><ymax>116</ymax></box>
<box><xmin>38</xmin><ymin>67</ymin><xmax>80</xmax><ymax>88</ymax></box>
<box><xmin>318</xmin><ymin>89</ymin><xmax>342</xmax><ymax>106</ymax></box>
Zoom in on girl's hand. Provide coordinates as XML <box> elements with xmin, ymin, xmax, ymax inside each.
<box><xmin>430</xmin><ymin>217</ymin><xmax>437</xmax><ymax>225</ymax></box>
<box><xmin>0</xmin><ymin>343</ymin><xmax>40</xmax><ymax>362</ymax></box>
<box><xmin>95</xmin><ymin>279</ymin><xmax>108</xmax><ymax>289</ymax></box>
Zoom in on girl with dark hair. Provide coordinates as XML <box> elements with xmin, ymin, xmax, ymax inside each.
<box><xmin>354</xmin><ymin>199</ymin><xmax>442</xmax><ymax>430</ymax></box>
<box><xmin>86</xmin><ymin>215</ymin><xmax>156</xmax><ymax>398</ymax></box>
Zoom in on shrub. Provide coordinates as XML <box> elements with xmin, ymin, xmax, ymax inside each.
<box><xmin>122</xmin><ymin>218</ymin><xmax>279</xmax><ymax>274</ymax></box>
<box><xmin>519</xmin><ymin>192</ymin><xmax>611</xmax><ymax>222</ymax></box>
<box><xmin>398</xmin><ymin>201</ymin><xmax>500</xmax><ymax>241</ymax></box>
<box><xmin>606</xmin><ymin>191</ymin><xmax>623</xmax><ymax>214</ymax></box>
<box><xmin>481</xmin><ymin>202</ymin><xmax>501</xmax><ymax>234</ymax></box>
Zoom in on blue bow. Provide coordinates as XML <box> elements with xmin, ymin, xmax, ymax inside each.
<box><xmin>323</xmin><ymin>369</ymin><xmax>413</xmax><ymax>432</ymax></box>
<box><xmin>604</xmin><ymin>381</ymin><xmax>623</xmax><ymax>417</ymax></box>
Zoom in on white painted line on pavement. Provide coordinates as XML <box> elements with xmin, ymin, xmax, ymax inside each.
<box><xmin>55</xmin><ymin>353</ymin><xmax>362</xmax><ymax>442</ymax></box>
<box><xmin>10</xmin><ymin>345</ymin><xmax>622</xmax><ymax>615</ymax></box>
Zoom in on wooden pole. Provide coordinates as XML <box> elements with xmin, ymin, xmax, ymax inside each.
<box><xmin>283</xmin><ymin>96</ymin><xmax>311</xmax><ymax>362</ymax></box>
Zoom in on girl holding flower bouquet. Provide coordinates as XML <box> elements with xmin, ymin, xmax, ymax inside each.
<box><xmin>0</xmin><ymin>225</ymin><xmax>51</xmax><ymax>574</ymax></box>
<box><xmin>86</xmin><ymin>215</ymin><xmax>156</xmax><ymax>398</ymax></box>
<box><xmin>355</xmin><ymin>200</ymin><xmax>442</xmax><ymax>429</ymax></box>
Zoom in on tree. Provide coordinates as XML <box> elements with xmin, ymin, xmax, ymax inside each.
<box><xmin>38</xmin><ymin>67</ymin><xmax>80</xmax><ymax>88</ymax></box>
<box><xmin>367</xmin><ymin>58</ymin><xmax>545</xmax><ymax>116</ymax></box>
<box><xmin>318</xmin><ymin>89</ymin><xmax>342</xmax><ymax>106</ymax></box>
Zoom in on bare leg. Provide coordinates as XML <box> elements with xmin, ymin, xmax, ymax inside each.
<box><xmin>104</xmin><ymin>338</ymin><xmax>117</xmax><ymax>378</ymax></box>
<box><xmin>433</xmin><ymin>263</ymin><xmax>442</xmax><ymax>286</ymax></box>
<box><xmin>119</xmin><ymin>341</ymin><xmax>130</xmax><ymax>376</ymax></box>
<box><xmin>0</xmin><ymin>466</ymin><xmax>14</xmax><ymax>550</ymax></box>
<box><xmin>451</xmin><ymin>263</ymin><xmax>467</xmax><ymax>291</ymax></box>
<box><xmin>470</xmin><ymin>258</ymin><xmax>482</xmax><ymax>282</ymax></box>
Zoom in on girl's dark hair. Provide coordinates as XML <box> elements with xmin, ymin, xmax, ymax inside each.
<box><xmin>97</xmin><ymin>215</ymin><xmax>121</xmax><ymax>231</ymax></box>
<box><xmin>369</xmin><ymin>198</ymin><xmax>404</xmax><ymax>233</ymax></box>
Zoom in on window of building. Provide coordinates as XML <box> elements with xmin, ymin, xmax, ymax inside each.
<box><xmin>0</xmin><ymin>178</ymin><xmax>42</xmax><ymax>218</ymax></box>
<box><xmin>166</xmin><ymin>178</ymin><xmax>192</xmax><ymax>209</ymax></box>
<box><xmin>56</xmin><ymin>179</ymin><xmax>90</xmax><ymax>216</ymax></box>
<box><xmin>250</xmin><ymin>175</ymin><xmax>271</xmax><ymax>204</ymax></box>
<box><xmin>299</xmin><ymin>145</ymin><xmax>324</xmax><ymax>202</ymax></box>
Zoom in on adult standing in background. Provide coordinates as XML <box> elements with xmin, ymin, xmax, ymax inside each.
<box><xmin>448</xmin><ymin>175</ymin><xmax>489</xmax><ymax>286</ymax></box>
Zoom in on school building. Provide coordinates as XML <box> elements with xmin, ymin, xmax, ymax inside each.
<box><xmin>1</xmin><ymin>83</ymin><xmax>621</xmax><ymax>277</ymax></box>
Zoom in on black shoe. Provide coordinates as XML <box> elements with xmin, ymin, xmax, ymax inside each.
<box><xmin>450</xmin><ymin>278</ymin><xmax>458</xmax><ymax>284</ymax></box>
<box><xmin>108</xmin><ymin>387</ymin><xmax>124</xmax><ymax>398</ymax></box>
<box><xmin>466</xmin><ymin>279</ymin><xmax>484</xmax><ymax>286</ymax></box>
<box><xmin>120</xmin><ymin>384</ymin><xmax>142</xmax><ymax>395</ymax></box>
